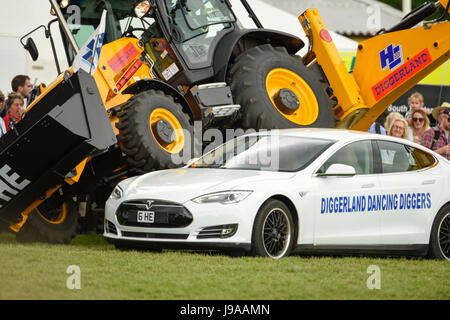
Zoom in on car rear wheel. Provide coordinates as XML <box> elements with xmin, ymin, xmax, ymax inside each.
<box><xmin>251</xmin><ymin>199</ymin><xmax>294</xmax><ymax>259</ymax></box>
<box><xmin>429</xmin><ymin>204</ymin><xmax>450</xmax><ymax>260</ymax></box>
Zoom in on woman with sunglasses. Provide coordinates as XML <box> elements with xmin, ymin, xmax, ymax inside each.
<box><xmin>407</xmin><ymin>109</ymin><xmax>430</xmax><ymax>143</ymax></box>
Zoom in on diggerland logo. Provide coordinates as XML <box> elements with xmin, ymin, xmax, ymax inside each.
<box><xmin>371</xmin><ymin>48</ymin><xmax>432</xmax><ymax>101</ymax></box>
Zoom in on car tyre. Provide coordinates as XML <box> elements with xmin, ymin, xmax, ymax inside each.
<box><xmin>251</xmin><ymin>199</ymin><xmax>295</xmax><ymax>259</ymax></box>
<box><xmin>429</xmin><ymin>204</ymin><xmax>450</xmax><ymax>261</ymax></box>
<box><xmin>229</xmin><ymin>44</ymin><xmax>334</xmax><ymax>130</ymax></box>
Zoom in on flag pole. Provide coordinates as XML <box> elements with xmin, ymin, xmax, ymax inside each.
<box><xmin>89</xmin><ymin>33</ymin><xmax>101</xmax><ymax>75</ymax></box>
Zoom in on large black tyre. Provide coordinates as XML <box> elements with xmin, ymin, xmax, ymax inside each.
<box><xmin>229</xmin><ymin>44</ymin><xmax>334</xmax><ymax>129</ymax></box>
<box><xmin>16</xmin><ymin>195</ymin><xmax>79</xmax><ymax>244</ymax></box>
<box><xmin>428</xmin><ymin>204</ymin><xmax>450</xmax><ymax>260</ymax></box>
<box><xmin>116</xmin><ymin>90</ymin><xmax>194</xmax><ymax>171</ymax></box>
<box><xmin>250</xmin><ymin>199</ymin><xmax>295</xmax><ymax>259</ymax></box>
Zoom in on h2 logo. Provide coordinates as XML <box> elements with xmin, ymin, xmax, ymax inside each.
<box><xmin>380</xmin><ymin>44</ymin><xmax>403</xmax><ymax>71</ymax></box>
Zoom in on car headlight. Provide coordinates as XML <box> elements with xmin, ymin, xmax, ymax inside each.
<box><xmin>110</xmin><ymin>185</ymin><xmax>123</xmax><ymax>200</ymax></box>
<box><xmin>192</xmin><ymin>191</ymin><xmax>252</xmax><ymax>204</ymax></box>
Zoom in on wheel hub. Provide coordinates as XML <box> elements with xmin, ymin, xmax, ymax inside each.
<box><xmin>274</xmin><ymin>89</ymin><xmax>300</xmax><ymax>113</ymax></box>
<box><xmin>155</xmin><ymin>119</ymin><xmax>175</xmax><ymax>144</ymax></box>
<box><xmin>272</xmin><ymin>229</ymin><xmax>281</xmax><ymax>241</ymax></box>
<box><xmin>265</xmin><ymin>68</ymin><xmax>320</xmax><ymax>125</ymax></box>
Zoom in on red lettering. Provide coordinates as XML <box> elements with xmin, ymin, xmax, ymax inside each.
<box><xmin>107</xmin><ymin>43</ymin><xmax>140</xmax><ymax>73</ymax></box>
<box><xmin>371</xmin><ymin>48</ymin><xmax>431</xmax><ymax>101</ymax></box>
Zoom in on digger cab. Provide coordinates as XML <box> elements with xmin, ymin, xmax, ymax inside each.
<box><xmin>57</xmin><ymin>0</ymin><xmax>236</xmax><ymax>87</ymax></box>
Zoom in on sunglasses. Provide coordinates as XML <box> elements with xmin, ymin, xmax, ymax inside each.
<box><xmin>412</xmin><ymin>117</ymin><xmax>424</xmax><ymax>122</ymax></box>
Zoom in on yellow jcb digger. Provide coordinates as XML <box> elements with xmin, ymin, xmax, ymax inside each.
<box><xmin>4</xmin><ymin>0</ymin><xmax>448</xmax><ymax>243</ymax></box>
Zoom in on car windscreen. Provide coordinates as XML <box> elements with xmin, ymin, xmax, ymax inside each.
<box><xmin>190</xmin><ymin>135</ymin><xmax>335</xmax><ymax>172</ymax></box>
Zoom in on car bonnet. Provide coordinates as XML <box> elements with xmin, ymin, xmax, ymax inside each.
<box><xmin>121</xmin><ymin>168</ymin><xmax>296</xmax><ymax>203</ymax></box>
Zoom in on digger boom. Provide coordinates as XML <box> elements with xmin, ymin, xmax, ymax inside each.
<box><xmin>299</xmin><ymin>1</ymin><xmax>449</xmax><ymax>131</ymax></box>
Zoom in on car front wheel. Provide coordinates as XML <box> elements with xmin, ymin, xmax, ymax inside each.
<box><xmin>251</xmin><ymin>199</ymin><xmax>295</xmax><ymax>259</ymax></box>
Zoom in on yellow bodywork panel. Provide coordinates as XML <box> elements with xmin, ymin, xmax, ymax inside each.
<box><xmin>92</xmin><ymin>37</ymin><xmax>153</xmax><ymax>111</ymax></box>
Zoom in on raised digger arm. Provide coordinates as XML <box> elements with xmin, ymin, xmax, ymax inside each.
<box><xmin>299</xmin><ymin>0</ymin><xmax>450</xmax><ymax>131</ymax></box>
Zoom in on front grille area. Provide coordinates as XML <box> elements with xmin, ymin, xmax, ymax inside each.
<box><xmin>116</xmin><ymin>199</ymin><xmax>193</xmax><ymax>228</ymax></box>
<box><xmin>122</xmin><ymin>231</ymin><xmax>189</xmax><ymax>240</ymax></box>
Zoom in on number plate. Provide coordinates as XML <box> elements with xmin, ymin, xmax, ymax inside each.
<box><xmin>137</xmin><ymin>211</ymin><xmax>155</xmax><ymax>223</ymax></box>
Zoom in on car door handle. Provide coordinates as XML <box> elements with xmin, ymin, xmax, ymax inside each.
<box><xmin>422</xmin><ymin>179</ymin><xmax>435</xmax><ymax>185</ymax></box>
<box><xmin>361</xmin><ymin>183</ymin><xmax>374</xmax><ymax>189</ymax></box>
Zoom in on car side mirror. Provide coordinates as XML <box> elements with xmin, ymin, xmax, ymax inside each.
<box><xmin>316</xmin><ymin>164</ymin><xmax>356</xmax><ymax>177</ymax></box>
<box><xmin>24</xmin><ymin>38</ymin><xmax>39</xmax><ymax>61</ymax></box>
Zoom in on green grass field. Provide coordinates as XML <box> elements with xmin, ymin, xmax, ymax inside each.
<box><xmin>0</xmin><ymin>233</ymin><xmax>448</xmax><ymax>300</ymax></box>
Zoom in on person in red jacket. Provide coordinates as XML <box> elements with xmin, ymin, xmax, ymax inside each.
<box><xmin>3</xmin><ymin>93</ymin><xmax>25</xmax><ymax>132</ymax></box>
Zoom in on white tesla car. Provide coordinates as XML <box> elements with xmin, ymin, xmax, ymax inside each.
<box><xmin>104</xmin><ymin>129</ymin><xmax>450</xmax><ymax>260</ymax></box>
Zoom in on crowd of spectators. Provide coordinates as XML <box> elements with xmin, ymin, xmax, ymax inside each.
<box><xmin>369</xmin><ymin>92</ymin><xmax>449</xmax><ymax>160</ymax></box>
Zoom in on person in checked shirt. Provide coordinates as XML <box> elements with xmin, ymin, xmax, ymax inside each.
<box><xmin>421</xmin><ymin>103</ymin><xmax>450</xmax><ymax>160</ymax></box>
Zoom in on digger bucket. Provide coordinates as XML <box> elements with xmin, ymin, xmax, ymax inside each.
<box><xmin>0</xmin><ymin>69</ymin><xmax>117</xmax><ymax>225</ymax></box>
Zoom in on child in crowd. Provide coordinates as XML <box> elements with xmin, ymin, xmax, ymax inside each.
<box><xmin>404</xmin><ymin>92</ymin><xmax>431</xmax><ymax>126</ymax></box>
